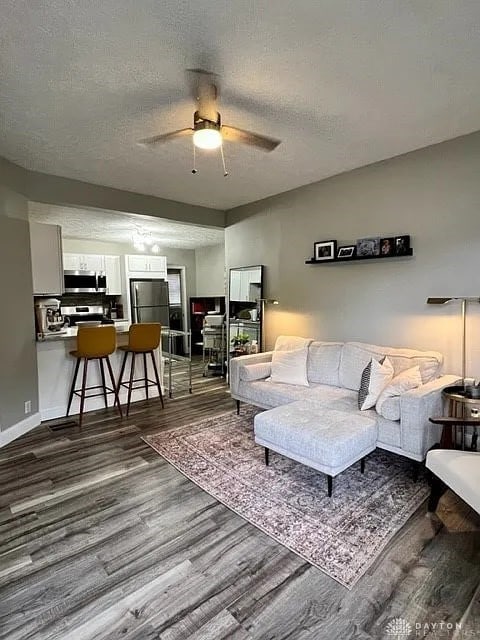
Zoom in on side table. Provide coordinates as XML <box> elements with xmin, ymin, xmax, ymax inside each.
<box><xmin>442</xmin><ymin>384</ymin><xmax>480</xmax><ymax>450</ymax></box>
<box><xmin>429</xmin><ymin>416</ymin><xmax>480</xmax><ymax>450</ymax></box>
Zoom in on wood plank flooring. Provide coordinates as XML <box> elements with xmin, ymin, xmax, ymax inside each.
<box><xmin>0</xmin><ymin>365</ymin><xmax>479</xmax><ymax>639</ymax></box>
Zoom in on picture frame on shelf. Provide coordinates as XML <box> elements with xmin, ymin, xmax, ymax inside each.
<box><xmin>380</xmin><ymin>237</ymin><xmax>395</xmax><ymax>256</ymax></box>
<box><xmin>395</xmin><ymin>235</ymin><xmax>410</xmax><ymax>256</ymax></box>
<box><xmin>337</xmin><ymin>245</ymin><xmax>356</xmax><ymax>259</ymax></box>
<box><xmin>314</xmin><ymin>240</ymin><xmax>337</xmax><ymax>261</ymax></box>
<box><xmin>356</xmin><ymin>237</ymin><xmax>381</xmax><ymax>257</ymax></box>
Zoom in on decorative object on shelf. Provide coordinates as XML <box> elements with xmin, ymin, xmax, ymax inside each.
<box><xmin>337</xmin><ymin>245</ymin><xmax>355</xmax><ymax>259</ymax></box>
<box><xmin>305</xmin><ymin>233</ymin><xmax>413</xmax><ymax>264</ymax></box>
<box><xmin>356</xmin><ymin>237</ymin><xmax>381</xmax><ymax>257</ymax></box>
<box><xmin>426</xmin><ymin>296</ymin><xmax>480</xmax><ymax>389</ymax></box>
<box><xmin>314</xmin><ymin>240</ymin><xmax>337</xmax><ymax>261</ymax></box>
<box><xmin>380</xmin><ymin>237</ymin><xmax>395</xmax><ymax>256</ymax></box>
<box><xmin>395</xmin><ymin>235</ymin><xmax>410</xmax><ymax>256</ymax></box>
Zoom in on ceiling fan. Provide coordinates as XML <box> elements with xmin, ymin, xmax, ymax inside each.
<box><xmin>138</xmin><ymin>69</ymin><xmax>281</xmax><ymax>155</ymax></box>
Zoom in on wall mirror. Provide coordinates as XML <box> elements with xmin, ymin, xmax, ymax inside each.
<box><xmin>228</xmin><ymin>265</ymin><xmax>264</xmax><ymax>354</ymax></box>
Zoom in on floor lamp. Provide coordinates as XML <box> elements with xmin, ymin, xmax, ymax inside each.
<box><xmin>426</xmin><ymin>297</ymin><xmax>480</xmax><ymax>388</ymax></box>
<box><xmin>257</xmin><ymin>298</ymin><xmax>279</xmax><ymax>352</ymax></box>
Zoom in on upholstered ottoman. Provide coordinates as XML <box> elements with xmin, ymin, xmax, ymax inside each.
<box><xmin>254</xmin><ymin>400</ymin><xmax>377</xmax><ymax>496</ymax></box>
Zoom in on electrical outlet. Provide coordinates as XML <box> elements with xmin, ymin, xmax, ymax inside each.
<box><xmin>24</xmin><ymin>400</ymin><xmax>31</xmax><ymax>415</ymax></box>
<box><xmin>471</xmin><ymin>408</ymin><xmax>479</xmax><ymax>418</ymax></box>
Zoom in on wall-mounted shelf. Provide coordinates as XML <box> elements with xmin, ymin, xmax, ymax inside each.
<box><xmin>305</xmin><ymin>248</ymin><xmax>414</xmax><ymax>265</ymax></box>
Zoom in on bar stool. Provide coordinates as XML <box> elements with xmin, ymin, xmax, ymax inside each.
<box><xmin>116</xmin><ymin>323</ymin><xmax>164</xmax><ymax>416</ymax></box>
<box><xmin>66</xmin><ymin>325</ymin><xmax>122</xmax><ymax>427</ymax></box>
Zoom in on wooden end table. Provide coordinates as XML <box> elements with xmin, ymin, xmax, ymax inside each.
<box><xmin>429</xmin><ymin>385</ymin><xmax>480</xmax><ymax>450</ymax></box>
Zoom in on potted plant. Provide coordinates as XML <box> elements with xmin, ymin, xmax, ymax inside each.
<box><xmin>231</xmin><ymin>333</ymin><xmax>250</xmax><ymax>354</ymax></box>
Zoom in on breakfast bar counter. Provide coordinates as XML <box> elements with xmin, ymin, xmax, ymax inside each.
<box><xmin>36</xmin><ymin>322</ymin><xmax>164</xmax><ymax>420</ymax></box>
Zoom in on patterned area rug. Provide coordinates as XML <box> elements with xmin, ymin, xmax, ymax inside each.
<box><xmin>144</xmin><ymin>408</ymin><xmax>429</xmax><ymax>588</ymax></box>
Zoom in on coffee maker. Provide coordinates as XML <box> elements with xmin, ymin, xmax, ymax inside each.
<box><xmin>35</xmin><ymin>298</ymin><xmax>64</xmax><ymax>336</ymax></box>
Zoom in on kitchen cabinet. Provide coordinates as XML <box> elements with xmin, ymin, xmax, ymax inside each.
<box><xmin>30</xmin><ymin>222</ymin><xmax>64</xmax><ymax>295</ymax></box>
<box><xmin>104</xmin><ymin>255</ymin><xmax>122</xmax><ymax>295</ymax></box>
<box><xmin>126</xmin><ymin>254</ymin><xmax>167</xmax><ymax>278</ymax></box>
<box><xmin>63</xmin><ymin>253</ymin><xmax>105</xmax><ymax>272</ymax></box>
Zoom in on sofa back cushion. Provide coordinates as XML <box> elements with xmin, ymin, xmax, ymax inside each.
<box><xmin>339</xmin><ymin>342</ymin><xmax>443</xmax><ymax>391</ymax></box>
<box><xmin>307</xmin><ymin>341</ymin><xmax>344</xmax><ymax>386</ymax></box>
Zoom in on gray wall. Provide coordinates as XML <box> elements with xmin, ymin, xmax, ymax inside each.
<box><xmin>0</xmin><ymin>156</ymin><xmax>225</xmax><ymax>228</ymax></box>
<box><xmin>0</xmin><ymin>183</ymin><xmax>39</xmax><ymax>431</ymax></box>
<box><xmin>195</xmin><ymin>243</ymin><xmax>226</xmax><ymax>297</ymax></box>
<box><xmin>226</xmin><ymin>131</ymin><xmax>480</xmax><ymax>375</ymax></box>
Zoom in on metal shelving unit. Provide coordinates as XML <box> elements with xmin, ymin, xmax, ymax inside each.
<box><xmin>162</xmin><ymin>327</ymin><xmax>192</xmax><ymax>398</ymax></box>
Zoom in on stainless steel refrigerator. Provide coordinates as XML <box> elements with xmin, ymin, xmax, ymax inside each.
<box><xmin>130</xmin><ymin>279</ymin><xmax>170</xmax><ymax>326</ymax></box>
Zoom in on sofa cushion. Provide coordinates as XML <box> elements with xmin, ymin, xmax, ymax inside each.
<box><xmin>274</xmin><ymin>335</ymin><xmax>313</xmax><ymax>351</ymax></box>
<box><xmin>307</xmin><ymin>341</ymin><xmax>344</xmax><ymax>386</ymax></box>
<box><xmin>376</xmin><ymin>414</ymin><xmax>401</xmax><ymax>447</ymax></box>
<box><xmin>271</xmin><ymin>348</ymin><xmax>309</xmax><ymax>386</ymax></box>
<box><xmin>339</xmin><ymin>342</ymin><xmax>443</xmax><ymax>391</ymax></box>
<box><xmin>377</xmin><ymin>396</ymin><xmax>401</xmax><ymax>421</ymax></box>
<box><xmin>376</xmin><ymin>365</ymin><xmax>423</xmax><ymax>415</ymax></box>
<box><xmin>238</xmin><ymin>380</ymin><xmax>326</xmax><ymax>408</ymax></box>
<box><xmin>239</xmin><ymin>362</ymin><xmax>272</xmax><ymax>382</ymax></box>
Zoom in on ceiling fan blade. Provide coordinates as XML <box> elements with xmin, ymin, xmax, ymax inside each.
<box><xmin>186</xmin><ymin>68</ymin><xmax>219</xmax><ymax>122</ymax></box>
<box><xmin>138</xmin><ymin>128</ymin><xmax>193</xmax><ymax>147</ymax></box>
<box><xmin>221</xmin><ymin>125</ymin><xmax>281</xmax><ymax>152</ymax></box>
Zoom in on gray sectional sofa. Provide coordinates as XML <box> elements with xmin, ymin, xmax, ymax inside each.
<box><xmin>230</xmin><ymin>339</ymin><xmax>459</xmax><ymax>466</ymax></box>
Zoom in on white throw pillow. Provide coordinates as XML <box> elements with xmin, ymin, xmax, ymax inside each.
<box><xmin>359</xmin><ymin>357</ymin><xmax>394</xmax><ymax>410</ymax></box>
<box><xmin>270</xmin><ymin>348</ymin><xmax>309</xmax><ymax>387</ymax></box>
<box><xmin>376</xmin><ymin>365</ymin><xmax>423</xmax><ymax>415</ymax></box>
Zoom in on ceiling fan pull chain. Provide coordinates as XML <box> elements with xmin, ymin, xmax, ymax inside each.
<box><xmin>220</xmin><ymin>144</ymin><xmax>229</xmax><ymax>177</ymax></box>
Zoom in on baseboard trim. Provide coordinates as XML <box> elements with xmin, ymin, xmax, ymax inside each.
<box><xmin>0</xmin><ymin>412</ymin><xmax>41</xmax><ymax>448</ymax></box>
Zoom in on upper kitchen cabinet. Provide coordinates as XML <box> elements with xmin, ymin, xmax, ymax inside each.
<box><xmin>63</xmin><ymin>253</ymin><xmax>105</xmax><ymax>272</ymax></box>
<box><xmin>104</xmin><ymin>255</ymin><xmax>122</xmax><ymax>295</ymax></box>
<box><xmin>126</xmin><ymin>254</ymin><xmax>167</xmax><ymax>278</ymax></box>
<box><xmin>29</xmin><ymin>222</ymin><xmax>64</xmax><ymax>296</ymax></box>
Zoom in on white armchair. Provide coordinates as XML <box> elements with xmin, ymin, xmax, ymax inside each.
<box><xmin>426</xmin><ymin>449</ymin><xmax>480</xmax><ymax>514</ymax></box>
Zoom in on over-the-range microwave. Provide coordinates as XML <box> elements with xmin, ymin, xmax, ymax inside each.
<box><xmin>64</xmin><ymin>270</ymin><xmax>107</xmax><ymax>293</ymax></box>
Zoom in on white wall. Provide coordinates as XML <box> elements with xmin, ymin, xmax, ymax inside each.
<box><xmin>226</xmin><ymin>131</ymin><xmax>480</xmax><ymax>377</ymax></box>
<box><xmin>195</xmin><ymin>243</ymin><xmax>226</xmax><ymax>297</ymax></box>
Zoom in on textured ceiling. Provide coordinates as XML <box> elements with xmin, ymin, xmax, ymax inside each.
<box><xmin>28</xmin><ymin>202</ymin><xmax>224</xmax><ymax>250</ymax></box>
<box><xmin>2</xmin><ymin>1</ymin><xmax>480</xmax><ymax>210</ymax></box>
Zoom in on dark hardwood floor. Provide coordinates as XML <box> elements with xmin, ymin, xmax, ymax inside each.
<box><xmin>1</xmin><ymin>365</ymin><xmax>479</xmax><ymax>639</ymax></box>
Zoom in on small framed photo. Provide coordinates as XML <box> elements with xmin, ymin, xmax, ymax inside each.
<box><xmin>380</xmin><ymin>237</ymin><xmax>395</xmax><ymax>256</ymax></box>
<box><xmin>314</xmin><ymin>240</ymin><xmax>337</xmax><ymax>261</ymax></box>
<box><xmin>337</xmin><ymin>245</ymin><xmax>355</xmax><ymax>259</ymax></box>
<box><xmin>395</xmin><ymin>235</ymin><xmax>410</xmax><ymax>256</ymax></box>
<box><xmin>356</xmin><ymin>237</ymin><xmax>381</xmax><ymax>257</ymax></box>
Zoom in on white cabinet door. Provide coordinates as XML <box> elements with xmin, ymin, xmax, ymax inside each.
<box><xmin>63</xmin><ymin>253</ymin><xmax>82</xmax><ymax>271</ymax></box>
<box><xmin>104</xmin><ymin>255</ymin><xmax>122</xmax><ymax>295</ymax></box>
<box><xmin>127</xmin><ymin>255</ymin><xmax>149</xmax><ymax>271</ymax></box>
<box><xmin>229</xmin><ymin>270</ymin><xmax>242</xmax><ymax>301</ymax></box>
<box><xmin>148</xmin><ymin>255</ymin><xmax>167</xmax><ymax>276</ymax></box>
<box><xmin>30</xmin><ymin>222</ymin><xmax>64</xmax><ymax>295</ymax></box>
<box><xmin>83</xmin><ymin>254</ymin><xmax>105</xmax><ymax>271</ymax></box>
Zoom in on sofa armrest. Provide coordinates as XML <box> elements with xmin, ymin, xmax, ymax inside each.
<box><xmin>400</xmin><ymin>374</ymin><xmax>461</xmax><ymax>459</ymax></box>
<box><xmin>229</xmin><ymin>351</ymin><xmax>273</xmax><ymax>396</ymax></box>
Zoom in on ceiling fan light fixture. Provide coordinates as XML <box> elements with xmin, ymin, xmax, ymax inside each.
<box><xmin>193</xmin><ymin>123</ymin><xmax>222</xmax><ymax>150</ymax></box>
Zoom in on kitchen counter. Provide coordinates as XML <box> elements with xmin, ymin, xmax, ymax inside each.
<box><xmin>37</xmin><ymin>321</ymin><xmax>131</xmax><ymax>341</ymax></box>
<box><xmin>36</xmin><ymin>322</ymin><xmax>164</xmax><ymax>421</ymax></box>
